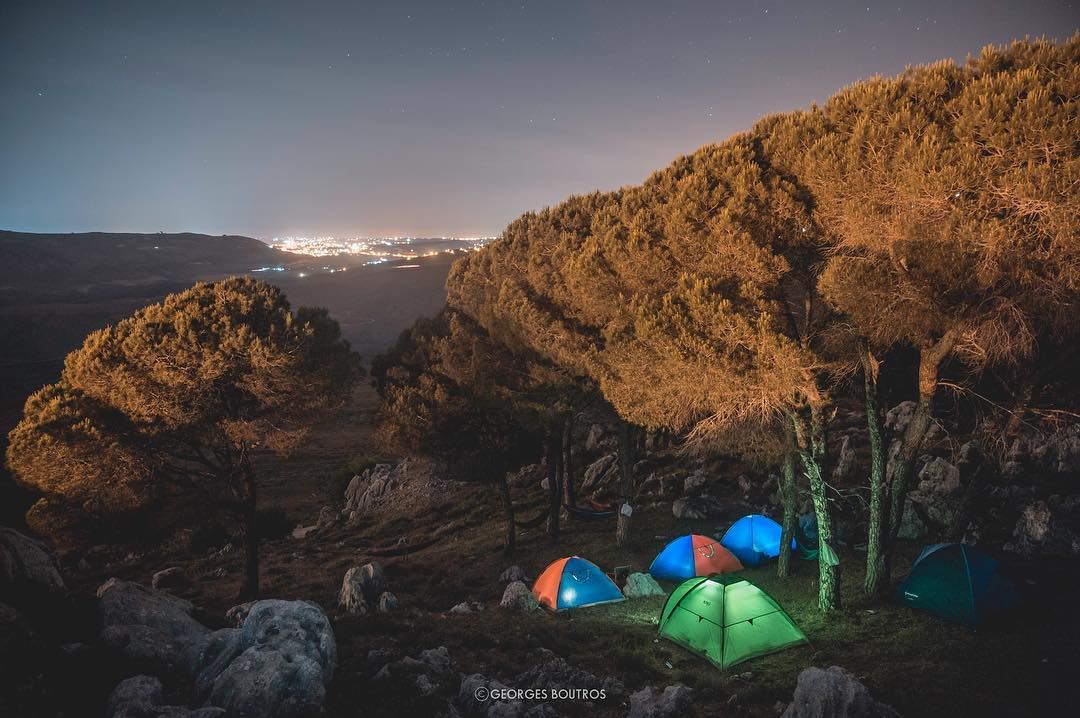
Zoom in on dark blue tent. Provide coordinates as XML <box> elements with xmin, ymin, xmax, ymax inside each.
<box><xmin>898</xmin><ymin>543</ymin><xmax>1019</xmax><ymax>627</ymax></box>
<box><xmin>719</xmin><ymin>514</ymin><xmax>795</xmax><ymax>567</ymax></box>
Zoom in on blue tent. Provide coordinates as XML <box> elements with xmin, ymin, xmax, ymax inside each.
<box><xmin>532</xmin><ymin>556</ymin><xmax>626</xmax><ymax>611</ymax></box>
<box><xmin>719</xmin><ymin>514</ymin><xmax>795</xmax><ymax>567</ymax></box>
<box><xmin>649</xmin><ymin>534</ymin><xmax>744</xmax><ymax>582</ymax></box>
<box><xmin>898</xmin><ymin>543</ymin><xmax>1019</xmax><ymax>627</ymax></box>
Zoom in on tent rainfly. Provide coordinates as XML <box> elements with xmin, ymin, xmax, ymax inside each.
<box><xmin>719</xmin><ymin>514</ymin><xmax>795</xmax><ymax>567</ymax></box>
<box><xmin>898</xmin><ymin>543</ymin><xmax>1019</xmax><ymax>627</ymax></box>
<box><xmin>649</xmin><ymin>534</ymin><xmax>744</xmax><ymax>582</ymax></box>
<box><xmin>532</xmin><ymin>556</ymin><xmax>625</xmax><ymax>611</ymax></box>
<box><xmin>658</xmin><ymin>576</ymin><xmax>807</xmax><ymax>669</ymax></box>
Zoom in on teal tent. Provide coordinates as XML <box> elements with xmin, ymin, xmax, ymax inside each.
<box><xmin>897</xmin><ymin>543</ymin><xmax>1019</xmax><ymax>627</ymax></box>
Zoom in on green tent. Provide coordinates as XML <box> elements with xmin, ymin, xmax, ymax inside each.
<box><xmin>658</xmin><ymin>576</ymin><xmax>807</xmax><ymax>670</ymax></box>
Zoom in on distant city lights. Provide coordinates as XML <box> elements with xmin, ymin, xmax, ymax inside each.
<box><xmin>263</xmin><ymin>234</ymin><xmax>493</xmax><ymax>258</ymax></box>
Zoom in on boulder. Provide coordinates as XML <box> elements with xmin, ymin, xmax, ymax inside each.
<box><xmin>1029</xmin><ymin>424</ymin><xmax>1080</xmax><ymax>473</ymax></box>
<box><xmin>377</xmin><ymin>592</ymin><xmax>399</xmax><ymax>614</ymax></box>
<box><xmin>343</xmin><ymin>463</ymin><xmax>399</xmax><ymax>518</ymax></box>
<box><xmin>897</xmin><ymin>500</ymin><xmax>928</xmax><ymax>540</ymax></box>
<box><xmin>683</xmin><ymin>472</ymin><xmax>708</xmax><ymax>494</ymax></box>
<box><xmin>152</xmin><ymin>567</ymin><xmax>190</xmax><ymax>590</ymax></box>
<box><xmin>628</xmin><ymin>684</ymin><xmax>694</xmax><ymax>718</ymax></box>
<box><xmin>458</xmin><ymin>673</ymin><xmax>518</xmax><ymax>717</ymax></box>
<box><xmin>581</xmin><ymin>454</ymin><xmax>618</xmax><ymax>493</ymax></box>
<box><xmin>291</xmin><ymin>525</ymin><xmax>318</xmax><ymax>540</ymax></box>
<box><xmin>917</xmin><ymin>457</ymin><xmax>961</xmax><ymax>495</ymax></box>
<box><xmin>781</xmin><ymin>666</ymin><xmax>898</xmax><ymax>718</ymax></box>
<box><xmin>201</xmin><ymin>600</ymin><xmax>336</xmax><ymax>718</ymax></box>
<box><xmin>96</xmin><ymin>578</ymin><xmax>210</xmax><ymax>672</ymax></box>
<box><xmin>498</xmin><ymin>565</ymin><xmax>530</xmax><ymax>583</ymax></box>
<box><xmin>225</xmin><ymin>602</ymin><xmax>254</xmax><ymax>627</ymax></box>
<box><xmin>499</xmin><ymin>581</ymin><xmax>538</xmax><ymax>612</ymax></box>
<box><xmin>0</xmin><ymin>526</ymin><xmax>66</xmax><ymax>601</ymax></box>
<box><xmin>108</xmin><ymin>675</ymin><xmax>226</xmax><ymax>718</ymax></box>
<box><xmin>514</xmin><ymin>647</ymin><xmax>623</xmax><ymax>697</ymax></box>
<box><xmin>1009</xmin><ymin>498</ymin><xmax>1080</xmax><ymax>556</ymax></box>
<box><xmin>622</xmin><ymin>573</ymin><xmax>666</xmax><ymax>599</ymax></box>
<box><xmin>339</xmin><ymin>561</ymin><xmax>386</xmax><ymax>614</ymax></box>
<box><xmin>316</xmin><ymin>506</ymin><xmax>337</xmax><ymax>529</ymax></box>
<box><xmin>0</xmin><ymin>602</ymin><xmax>45</xmax><ymax>675</ymax></box>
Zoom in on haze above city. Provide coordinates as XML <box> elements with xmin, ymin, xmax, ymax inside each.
<box><xmin>2</xmin><ymin>0</ymin><xmax>1074</xmax><ymax>239</ymax></box>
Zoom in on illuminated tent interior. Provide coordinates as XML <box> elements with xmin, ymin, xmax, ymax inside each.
<box><xmin>658</xmin><ymin>576</ymin><xmax>807</xmax><ymax>670</ymax></box>
<box><xmin>532</xmin><ymin>556</ymin><xmax>625</xmax><ymax>611</ymax></box>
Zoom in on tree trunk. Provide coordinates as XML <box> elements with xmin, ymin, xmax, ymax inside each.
<box><xmin>1003</xmin><ymin>372</ymin><xmax>1036</xmax><ymax>439</ymax></box>
<box><xmin>239</xmin><ymin>452</ymin><xmax>260</xmax><ymax>600</ymax></box>
<box><xmin>546</xmin><ymin>424</ymin><xmax>562</xmax><ymax>545</ymax></box>
<box><xmin>861</xmin><ymin>340</ymin><xmax>889</xmax><ymax>598</ymax></box>
<box><xmin>616</xmin><ymin>420</ymin><xmax>636</xmax><ymax>549</ymax></box>
<box><xmin>794</xmin><ymin>406</ymin><xmax>840</xmax><ymax>612</ymax></box>
<box><xmin>498</xmin><ymin>474</ymin><xmax>516</xmax><ymax>555</ymax></box>
<box><xmin>777</xmin><ymin>427</ymin><xmax>799</xmax><ymax>579</ymax></box>
<box><xmin>884</xmin><ymin>332</ymin><xmax>956</xmax><ymax>578</ymax></box>
<box><xmin>562</xmin><ymin>414</ymin><xmax>576</xmax><ymax>509</ymax></box>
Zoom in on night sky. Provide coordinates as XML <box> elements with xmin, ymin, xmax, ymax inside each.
<box><xmin>1</xmin><ymin>1</ymin><xmax>1075</xmax><ymax>238</ymax></box>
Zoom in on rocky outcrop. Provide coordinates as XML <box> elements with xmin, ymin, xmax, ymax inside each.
<box><xmin>581</xmin><ymin>454</ymin><xmax>618</xmax><ymax>493</ymax></box>
<box><xmin>198</xmin><ymin>600</ymin><xmax>337</xmax><ymax>718</ymax></box>
<box><xmin>622</xmin><ymin>573</ymin><xmax>666</xmax><ymax>598</ymax></box>
<box><xmin>499</xmin><ymin>581</ymin><xmax>538</xmax><ymax>612</ymax></box>
<box><xmin>1008</xmin><ymin>497</ymin><xmax>1080</xmax><ymax>556</ymax></box>
<box><xmin>781</xmin><ymin>666</ymin><xmax>898</xmax><ymax>718</ymax></box>
<box><xmin>672</xmin><ymin>495</ymin><xmax>724</xmax><ymax>520</ymax></box>
<box><xmin>96</xmin><ymin>578</ymin><xmax>210</xmax><ymax>673</ymax></box>
<box><xmin>344</xmin><ymin>463</ymin><xmax>400</xmax><ymax>518</ymax></box>
<box><xmin>628</xmin><ymin>684</ymin><xmax>693</xmax><ymax>718</ymax></box>
<box><xmin>339</xmin><ymin>561</ymin><xmax>387</xmax><ymax>615</ymax></box>
<box><xmin>0</xmin><ymin>526</ymin><xmax>66</xmax><ymax>602</ymax></box>
<box><xmin>108</xmin><ymin>675</ymin><xmax>225</xmax><ymax>718</ymax></box>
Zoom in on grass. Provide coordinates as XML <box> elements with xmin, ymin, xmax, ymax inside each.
<box><xmin>63</xmin><ymin>390</ymin><xmax>1080</xmax><ymax>717</ymax></box>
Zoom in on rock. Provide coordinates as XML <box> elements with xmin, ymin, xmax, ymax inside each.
<box><xmin>499</xmin><ymin>565</ymin><xmax>529</xmax><ymax>583</ymax></box>
<box><xmin>420</xmin><ymin>645</ymin><xmax>453</xmax><ymax>673</ymax></box>
<box><xmin>1029</xmin><ymin>424</ymin><xmax>1080</xmax><ymax>473</ymax></box>
<box><xmin>897</xmin><ymin>499</ymin><xmax>928</xmax><ymax>540</ymax></box>
<box><xmin>581</xmin><ymin>454</ymin><xmax>618</xmax><ymax>493</ymax></box>
<box><xmin>377</xmin><ymin>592</ymin><xmax>399</xmax><ymax>614</ymax></box>
<box><xmin>672</xmin><ymin>495</ymin><xmax>725</xmax><ymax>520</ymax></box>
<box><xmin>201</xmin><ymin>600</ymin><xmax>336</xmax><ymax>718</ymax></box>
<box><xmin>316</xmin><ymin>506</ymin><xmax>337</xmax><ymax>529</ymax></box>
<box><xmin>1009</xmin><ymin>499</ymin><xmax>1080</xmax><ymax>556</ymax></box>
<box><xmin>0</xmin><ymin>526</ymin><xmax>66</xmax><ymax>602</ymax></box>
<box><xmin>514</xmin><ymin>647</ymin><xmax>624</xmax><ymax>697</ymax></box>
<box><xmin>622</xmin><ymin>573</ymin><xmax>666</xmax><ymax>598</ymax></box>
<box><xmin>584</xmin><ymin>423</ymin><xmax>607</xmax><ymax>452</ymax></box>
<box><xmin>416</xmin><ymin>673</ymin><xmax>437</xmax><ymax>696</ymax></box>
<box><xmin>225</xmin><ymin>602</ymin><xmax>254</xmax><ymax>627</ymax></box>
<box><xmin>343</xmin><ymin>463</ymin><xmax>399</xmax><ymax>517</ymax></box>
<box><xmin>683</xmin><ymin>471</ymin><xmax>708</xmax><ymax>494</ymax></box>
<box><xmin>917</xmin><ymin>457</ymin><xmax>961</xmax><ymax>495</ymax></box>
<box><xmin>96</xmin><ymin>578</ymin><xmax>209</xmax><ymax>672</ymax></box>
<box><xmin>458</xmin><ymin>673</ymin><xmax>517</xmax><ymax>717</ymax></box>
<box><xmin>108</xmin><ymin>675</ymin><xmax>226</xmax><ymax>718</ymax></box>
<box><xmin>339</xmin><ymin>562</ymin><xmax>386</xmax><ymax>614</ymax></box>
<box><xmin>152</xmin><ymin>567</ymin><xmax>190</xmax><ymax>590</ymax></box>
<box><xmin>833</xmin><ymin>436</ymin><xmax>858</xmax><ymax>481</ymax></box>
<box><xmin>499</xmin><ymin>581</ymin><xmax>538</xmax><ymax>612</ymax></box>
<box><xmin>508</xmin><ymin>463</ymin><xmax>546</xmax><ymax>489</ymax></box>
<box><xmin>781</xmin><ymin>666</ymin><xmax>898</xmax><ymax>718</ymax></box>
<box><xmin>0</xmin><ymin>602</ymin><xmax>45</xmax><ymax>675</ymax></box>
<box><xmin>628</xmin><ymin>684</ymin><xmax>694</xmax><ymax>718</ymax></box>
<box><xmin>449</xmin><ymin>601</ymin><xmax>483</xmax><ymax>614</ymax></box>
<box><xmin>291</xmin><ymin>525</ymin><xmax>318</xmax><ymax>540</ymax></box>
